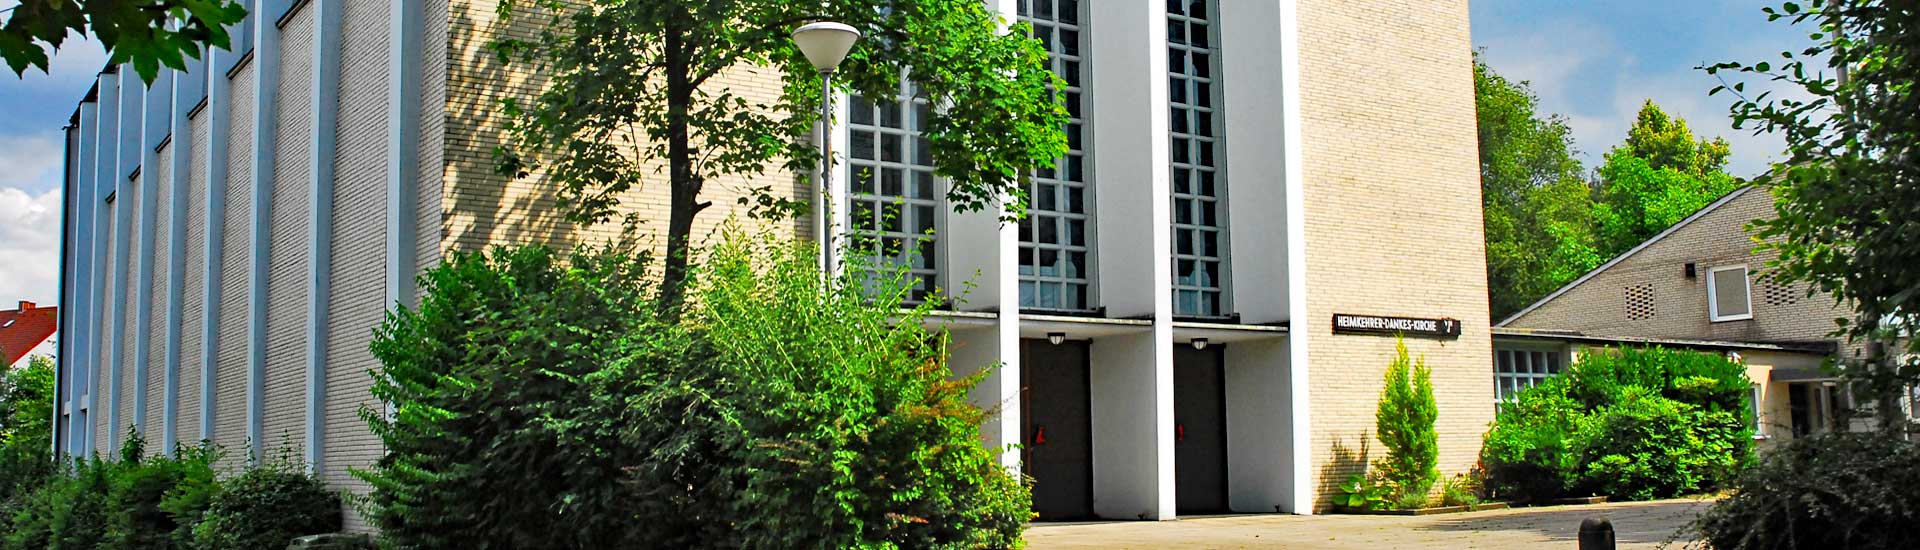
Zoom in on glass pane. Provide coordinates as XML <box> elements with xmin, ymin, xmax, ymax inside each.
<box><xmin>1714</xmin><ymin>268</ymin><xmax>1751</xmax><ymax>317</ymax></box>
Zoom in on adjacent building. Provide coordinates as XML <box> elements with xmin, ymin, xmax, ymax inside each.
<box><xmin>53</xmin><ymin>0</ymin><xmax>1492</xmax><ymax>523</ymax></box>
<box><xmin>1496</xmin><ymin>185</ymin><xmax>1903</xmax><ymax>443</ymax></box>
<box><xmin>1</xmin><ymin>301</ymin><xmax>58</xmax><ymax>368</ymax></box>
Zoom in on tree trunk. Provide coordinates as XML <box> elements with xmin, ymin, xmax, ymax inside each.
<box><xmin>660</xmin><ymin>26</ymin><xmax>708</xmax><ymax>312</ymax></box>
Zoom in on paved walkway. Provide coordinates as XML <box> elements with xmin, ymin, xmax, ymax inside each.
<box><xmin>1023</xmin><ymin>497</ymin><xmax>1716</xmax><ymax>549</ymax></box>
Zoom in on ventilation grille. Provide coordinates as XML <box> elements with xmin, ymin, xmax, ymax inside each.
<box><xmin>1763</xmin><ymin>278</ymin><xmax>1801</xmax><ymax>307</ymax></box>
<box><xmin>1626</xmin><ymin>283</ymin><xmax>1656</xmax><ymax>321</ymax></box>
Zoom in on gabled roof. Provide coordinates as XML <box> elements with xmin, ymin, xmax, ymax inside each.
<box><xmin>0</xmin><ymin>303</ymin><xmax>58</xmax><ymax>366</ymax></box>
<box><xmin>1495</xmin><ymin>186</ymin><xmax>1759</xmax><ymax>327</ymax></box>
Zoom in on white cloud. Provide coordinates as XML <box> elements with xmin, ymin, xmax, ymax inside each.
<box><xmin>0</xmin><ymin>185</ymin><xmax>63</xmax><ymax>308</ymax></box>
<box><xmin>0</xmin><ymin>132</ymin><xmax>66</xmax><ymax>193</ymax></box>
<box><xmin>1476</xmin><ymin>19</ymin><xmax>1801</xmax><ymax>179</ymax></box>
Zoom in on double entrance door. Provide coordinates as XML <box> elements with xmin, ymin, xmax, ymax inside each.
<box><xmin>1019</xmin><ymin>340</ymin><xmax>1230</xmax><ymax>519</ymax></box>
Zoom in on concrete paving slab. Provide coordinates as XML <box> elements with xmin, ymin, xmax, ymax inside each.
<box><xmin>1023</xmin><ymin>497</ymin><xmax>1716</xmax><ymax>549</ymax></box>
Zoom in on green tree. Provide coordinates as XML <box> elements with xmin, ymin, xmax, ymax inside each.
<box><xmin>492</xmin><ymin>0</ymin><xmax>1069</xmax><ymax>308</ymax></box>
<box><xmin>1474</xmin><ymin>54</ymin><xmax>1601</xmax><ymax>319</ymax></box>
<box><xmin>1592</xmin><ymin>101</ymin><xmax>1743</xmax><ymax>256</ymax></box>
<box><xmin>0</xmin><ymin>355</ymin><xmax>56</xmax><ymax>517</ymax></box>
<box><xmin>0</xmin><ymin>355</ymin><xmax>54</xmax><ymax>447</ymax></box>
<box><xmin>1374</xmin><ymin>339</ymin><xmax>1439</xmax><ymax>506</ymax></box>
<box><xmin>1</xmin><ymin>0</ymin><xmax>248</xmax><ymax>83</ymax></box>
<box><xmin>1705</xmin><ymin>0</ymin><xmax>1920</xmax><ymax>434</ymax></box>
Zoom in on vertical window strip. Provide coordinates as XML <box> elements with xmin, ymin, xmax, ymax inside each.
<box><xmin>1016</xmin><ymin>0</ymin><xmax>1092</xmax><ymax>312</ymax></box>
<box><xmin>847</xmin><ymin>81</ymin><xmax>940</xmax><ymax>303</ymax></box>
<box><xmin>1167</xmin><ymin>0</ymin><xmax>1225</xmax><ymax>317</ymax></box>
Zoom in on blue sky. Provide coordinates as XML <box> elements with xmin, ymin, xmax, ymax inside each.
<box><xmin>1471</xmin><ymin>0</ymin><xmax>1813</xmax><ymax>177</ymax></box>
<box><xmin>0</xmin><ymin>1</ymin><xmax>1820</xmax><ymax>311</ymax></box>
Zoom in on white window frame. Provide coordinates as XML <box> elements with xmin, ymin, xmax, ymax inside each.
<box><xmin>1749</xmin><ymin>384</ymin><xmax>1769</xmax><ymax>439</ymax></box>
<box><xmin>1707</xmin><ymin>264</ymin><xmax>1754</xmax><ymax>322</ymax></box>
<box><xmin>1493</xmin><ymin>345</ymin><xmax>1567</xmax><ymax>406</ymax></box>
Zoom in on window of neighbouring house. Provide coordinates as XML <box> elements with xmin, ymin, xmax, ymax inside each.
<box><xmin>1708</xmin><ymin>265</ymin><xmax>1753</xmax><ymax>322</ymax></box>
<box><xmin>1750</xmin><ymin>384</ymin><xmax>1765</xmax><ymax>436</ymax></box>
<box><xmin>1494</xmin><ymin>347</ymin><xmax>1563</xmax><ymax>405</ymax></box>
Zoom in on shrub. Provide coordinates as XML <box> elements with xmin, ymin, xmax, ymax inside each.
<box><xmin>1693</xmin><ymin>433</ymin><xmax>1920</xmax><ymax>550</ymax></box>
<box><xmin>1373</xmin><ymin>339</ymin><xmax>1440</xmax><ymax>503</ymax></box>
<box><xmin>357</xmin><ymin>242</ymin><xmax>673</xmax><ymax>547</ymax></box>
<box><xmin>102</xmin><ymin>434</ymin><xmax>222</xmax><ymax>550</ymax></box>
<box><xmin>687</xmin><ymin>234</ymin><xmax>1029</xmax><ymax>548</ymax></box>
<box><xmin>1576</xmin><ymin>388</ymin><xmax>1744</xmax><ymax>500</ymax></box>
<box><xmin>1480</xmin><ymin>377</ymin><xmax>1583</xmax><ymax>501</ymax></box>
<box><xmin>360</xmin><ymin>230</ymin><xmax>1030</xmax><ymax>549</ymax></box>
<box><xmin>1439</xmin><ymin>472</ymin><xmax>1483</xmax><ymax>507</ymax></box>
<box><xmin>0</xmin><ymin>355</ymin><xmax>55</xmax><ymax>517</ymax></box>
<box><xmin>1479</xmin><ymin>346</ymin><xmax>1753</xmax><ymax>502</ymax></box>
<box><xmin>7</xmin><ymin>455</ymin><xmax>113</xmax><ymax>550</ymax></box>
<box><xmin>194</xmin><ymin>458</ymin><xmax>340</xmax><ymax>550</ymax></box>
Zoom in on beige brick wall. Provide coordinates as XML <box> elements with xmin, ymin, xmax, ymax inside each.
<box><xmin>95</xmin><ymin>198</ymin><xmax>116</xmax><ymax>454</ymax></box>
<box><xmin>214</xmin><ymin>62</ymin><xmax>257</xmax><ymax>468</ymax></box>
<box><xmin>263</xmin><ymin>9</ymin><xmax>318</xmax><ymax>458</ymax></box>
<box><xmin>321</xmin><ymin>0</ymin><xmax>404</xmax><ymax>532</ymax></box>
<box><xmin>118</xmin><ymin>174</ymin><xmax>140</xmax><ymax>450</ymax></box>
<box><xmin>180</xmin><ymin>110</ymin><xmax>210</xmax><ymax>442</ymax></box>
<box><xmin>146</xmin><ymin>145</ymin><xmax>173</xmax><ymax>447</ymax></box>
<box><xmin>1296</xmin><ymin>0</ymin><xmax>1494</xmax><ymax>510</ymax></box>
<box><xmin>440</xmin><ymin>0</ymin><xmax>809</xmax><ymax>260</ymax></box>
<box><xmin>1503</xmin><ymin>187</ymin><xmax>1846</xmax><ymax>348</ymax></box>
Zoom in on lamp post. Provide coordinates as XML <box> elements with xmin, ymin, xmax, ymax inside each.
<box><xmin>792</xmin><ymin>21</ymin><xmax>862</xmax><ymax>278</ymax></box>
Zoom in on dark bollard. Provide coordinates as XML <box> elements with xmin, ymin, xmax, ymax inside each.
<box><xmin>1578</xmin><ymin>517</ymin><xmax>1616</xmax><ymax>550</ymax></box>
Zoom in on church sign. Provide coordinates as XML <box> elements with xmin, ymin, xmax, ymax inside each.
<box><xmin>1331</xmin><ymin>313</ymin><xmax>1462</xmax><ymax>339</ymax></box>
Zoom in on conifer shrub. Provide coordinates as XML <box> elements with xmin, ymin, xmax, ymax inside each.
<box><xmin>1339</xmin><ymin>340</ymin><xmax>1442</xmax><ymax>510</ymax></box>
<box><xmin>1375</xmin><ymin>339</ymin><xmax>1440</xmax><ymax>505</ymax></box>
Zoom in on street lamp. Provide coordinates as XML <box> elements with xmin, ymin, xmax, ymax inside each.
<box><xmin>793</xmin><ymin>21</ymin><xmax>862</xmax><ymax>277</ymax></box>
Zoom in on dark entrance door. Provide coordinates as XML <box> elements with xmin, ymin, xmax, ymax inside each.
<box><xmin>1020</xmin><ymin>339</ymin><xmax>1093</xmax><ymax>520</ymax></box>
<box><xmin>1174</xmin><ymin>345</ymin><xmax>1228</xmax><ymax>514</ymax></box>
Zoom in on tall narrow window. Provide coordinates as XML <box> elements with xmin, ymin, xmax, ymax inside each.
<box><xmin>1017</xmin><ymin>0</ymin><xmax>1092</xmax><ymax>311</ymax></box>
<box><xmin>847</xmin><ymin>82</ymin><xmax>939</xmax><ymax>303</ymax></box>
<box><xmin>1168</xmin><ymin>0</ymin><xmax>1226</xmax><ymax>317</ymax></box>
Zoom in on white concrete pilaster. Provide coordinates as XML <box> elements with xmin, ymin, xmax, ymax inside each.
<box><xmin>200</xmin><ymin>45</ymin><xmax>234</xmax><ymax>444</ymax></box>
<box><xmin>305</xmin><ymin>0</ymin><xmax>344</xmax><ymax>470</ymax></box>
<box><xmin>246</xmin><ymin>10</ymin><xmax>284</xmax><ymax>463</ymax></box>
<box><xmin>107</xmin><ymin>72</ymin><xmax>142</xmax><ymax>454</ymax></box>
<box><xmin>386</xmin><ymin>0</ymin><xmax>422</xmax><ymax>309</ymax></box>
<box><xmin>1086</xmin><ymin>0</ymin><xmax>1175</xmax><ymax>520</ymax></box>
<box><xmin>132</xmin><ymin>69</ymin><xmax>173</xmax><ymax>440</ymax></box>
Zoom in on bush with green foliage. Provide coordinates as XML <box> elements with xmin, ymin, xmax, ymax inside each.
<box><xmin>194</xmin><ymin>458</ymin><xmax>341</xmax><ymax>550</ymax></box>
<box><xmin>6</xmin><ymin>454</ymin><xmax>113</xmax><ymax>550</ymax></box>
<box><xmin>359</xmin><ymin>230</ymin><xmax>1029</xmax><ymax>549</ymax></box>
<box><xmin>102</xmin><ymin>434</ymin><xmax>222</xmax><ymax>549</ymax></box>
<box><xmin>1692</xmin><ymin>432</ymin><xmax>1920</xmax><ymax>550</ymax></box>
<box><xmin>1480</xmin><ymin>347</ymin><xmax>1752</xmax><ymax>502</ymax></box>
<box><xmin>3</xmin><ymin>429</ymin><xmax>328</xmax><ymax>550</ymax></box>
<box><xmin>0</xmin><ymin>355</ymin><xmax>55</xmax><ymax>520</ymax></box>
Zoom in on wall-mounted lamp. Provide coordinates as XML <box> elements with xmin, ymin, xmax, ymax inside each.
<box><xmin>1190</xmin><ymin>338</ymin><xmax>1209</xmax><ymax>350</ymax></box>
<box><xmin>1047</xmin><ymin>332</ymin><xmax>1067</xmax><ymax>345</ymax></box>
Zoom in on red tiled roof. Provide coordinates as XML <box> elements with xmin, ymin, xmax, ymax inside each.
<box><xmin>0</xmin><ymin>302</ymin><xmax>57</xmax><ymax>366</ymax></box>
